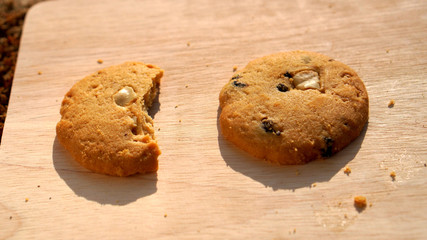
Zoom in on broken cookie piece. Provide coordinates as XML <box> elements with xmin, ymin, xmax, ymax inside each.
<box><xmin>56</xmin><ymin>62</ymin><xmax>163</xmax><ymax>176</ymax></box>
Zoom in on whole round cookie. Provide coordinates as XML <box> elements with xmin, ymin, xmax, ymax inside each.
<box><xmin>56</xmin><ymin>62</ymin><xmax>163</xmax><ymax>176</ymax></box>
<box><xmin>219</xmin><ymin>51</ymin><xmax>369</xmax><ymax>165</ymax></box>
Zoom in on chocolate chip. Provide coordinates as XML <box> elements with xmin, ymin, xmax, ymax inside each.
<box><xmin>231</xmin><ymin>75</ymin><xmax>241</xmax><ymax>80</ymax></box>
<box><xmin>284</xmin><ymin>72</ymin><xmax>292</xmax><ymax>78</ymax></box>
<box><xmin>261</xmin><ymin>118</ymin><xmax>281</xmax><ymax>136</ymax></box>
<box><xmin>232</xmin><ymin>80</ymin><xmax>247</xmax><ymax>87</ymax></box>
<box><xmin>277</xmin><ymin>83</ymin><xmax>289</xmax><ymax>92</ymax></box>
<box><xmin>321</xmin><ymin>137</ymin><xmax>334</xmax><ymax>157</ymax></box>
<box><xmin>261</xmin><ymin>119</ymin><xmax>274</xmax><ymax>132</ymax></box>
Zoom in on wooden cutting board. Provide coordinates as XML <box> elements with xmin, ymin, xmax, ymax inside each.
<box><xmin>1</xmin><ymin>0</ymin><xmax>426</xmax><ymax>239</ymax></box>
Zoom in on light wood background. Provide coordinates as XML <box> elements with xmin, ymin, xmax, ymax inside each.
<box><xmin>1</xmin><ymin>0</ymin><xmax>426</xmax><ymax>239</ymax></box>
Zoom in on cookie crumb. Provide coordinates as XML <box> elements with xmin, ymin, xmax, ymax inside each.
<box><xmin>390</xmin><ymin>171</ymin><xmax>396</xmax><ymax>181</ymax></box>
<box><xmin>37</xmin><ymin>71</ymin><xmax>42</xmax><ymax>75</ymax></box>
<box><xmin>388</xmin><ymin>99</ymin><xmax>395</xmax><ymax>108</ymax></box>
<box><xmin>49</xmin><ymin>197</ymin><xmax>52</xmax><ymax>200</ymax></box>
<box><xmin>354</xmin><ymin>196</ymin><xmax>367</xmax><ymax>210</ymax></box>
<box><xmin>97</xmin><ymin>59</ymin><xmax>103</xmax><ymax>64</ymax></box>
<box><xmin>293</xmin><ymin>228</ymin><xmax>296</xmax><ymax>234</ymax></box>
<box><xmin>187</xmin><ymin>42</ymin><xmax>190</xmax><ymax>47</ymax></box>
<box><xmin>344</xmin><ymin>214</ymin><xmax>348</xmax><ymax>219</ymax></box>
<box><xmin>174</xmin><ymin>105</ymin><xmax>178</xmax><ymax>108</ymax></box>
<box><xmin>344</xmin><ymin>166</ymin><xmax>351</xmax><ymax>175</ymax></box>
<box><xmin>386</xmin><ymin>49</ymin><xmax>390</xmax><ymax>53</ymax></box>
<box><xmin>37</xmin><ymin>185</ymin><xmax>40</xmax><ymax>188</ymax></box>
<box><xmin>164</xmin><ymin>213</ymin><xmax>167</xmax><ymax>218</ymax></box>
<box><xmin>9</xmin><ymin>216</ymin><xmax>12</xmax><ymax>220</ymax></box>
<box><xmin>179</xmin><ymin>120</ymin><xmax>182</xmax><ymax>123</ymax></box>
<box><xmin>185</xmin><ymin>85</ymin><xmax>189</xmax><ymax>88</ymax></box>
<box><xmin>233</xmin><ymin>65</ymin><xmax>238</xmax><ymax>72</ymax></box>
<box><xmin>338</xmin><ymin>202</ymin><xmax>342</xmax><ymax>206</ymax></box>
<box><xmin>369</xmin><ymin>203</ymin><xmax>373</xmax><ymax>207</ymax></box>
<box><xmin>158</xmin><ymin>128</ymin><xmax>161</xmax><ymax>131</ymax></box>
<box><xmin>424</xmin><ymin>163</ymin><xmax>426</xmax><ymax>167</ymax></box>
<box><xmin>25</xmin><ymin>198</ymin><xmax>28</xmax><ymax>202</ymax></box>
<box><xmin>311</xmin><ymin>183</ymin><xmax>317</xmax><ymax>188</ymax></box>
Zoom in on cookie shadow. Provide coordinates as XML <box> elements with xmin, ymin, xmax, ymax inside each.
<box><xmin>52</xmin><ymin>137</ymin><xmax>157</xmax><ymax>205</ymax></box>
<box><xmin>217</xmin><ymin>107</ymin><xmax>368</xmax><ymax>191</ymax></box>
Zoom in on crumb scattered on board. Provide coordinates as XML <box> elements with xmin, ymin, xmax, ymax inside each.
<box><xmin>233</xmin><ymin>65</ymin><xmax>238</xmax><ymax>72</ymax></box>
<box><xmin>186</xmin><ymin>42</ymin><xmax>190</xmax><ymax>47</ymax></box>
<box><xmin>25</xmin><ymin>198</ymin><xmax>28</xmax><ymax>202</ymax></box>
<box><xmin>344</xmin><ymin>166</ymin><xmax>351</xmax><ymax>175</ymax></box>
<box><xmin>37</xmin><ymin>71</ymin><xmax>42</xmax><ymax>75</ymax></box>
<box><xmin>97</xmin><ymin>59</ymin><xmax>103</xmax><ymax>64</ymax></box>
<box><xmin>354</xmin><ymin>196</ymin><xmax>367</xmax><ymax>210</ymax></box>
<box><xmin>390</xmin><ymin>171</ymin><xmax>396</xmax><ymax>180</ymax></box>
<box><xmin>388</xmin><ymin>99</ymin><xmax>395</xmax><ymax>108</ymax></box>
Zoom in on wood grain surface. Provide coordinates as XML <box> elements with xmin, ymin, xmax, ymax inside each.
<box><xmin>1</xmin><ymin>0</ymin><xmax>426</xmax><ymax>239</ymax></box>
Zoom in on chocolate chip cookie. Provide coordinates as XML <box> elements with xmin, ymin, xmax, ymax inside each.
<box><xmin>56</xmin><ymin>62</ymin><xmax>163</xmax><ymax>176</ymax></box>
<box><xmin>219</xmin><ymin>51</ymin><xmax>369</xmax><ymax>165</ymax></box>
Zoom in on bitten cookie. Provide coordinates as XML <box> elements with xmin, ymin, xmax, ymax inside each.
<box><xmin>56</xmin><ymin>62</ymin><xmax>163</xmax><ymax>176</ymax></box>
<box><xmin>219</xmin><ymin>51</ymin><xmax>369</xmax><ymax>165</ymax></box>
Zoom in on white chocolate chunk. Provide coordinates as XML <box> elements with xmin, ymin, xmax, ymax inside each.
<box><xmin>293</xmin><ymin>70</ymin><xmax>320</xmax><ymax>90</ymax></box>
<box><xmin>131</xmin><ymin>116</ymin><xmax>138</xmax><ymax>127</ymax></box>
<box><xmin>114</xmin><ymin>86</ymin><xmax>137</xmax><ymax>106</ymax></box>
